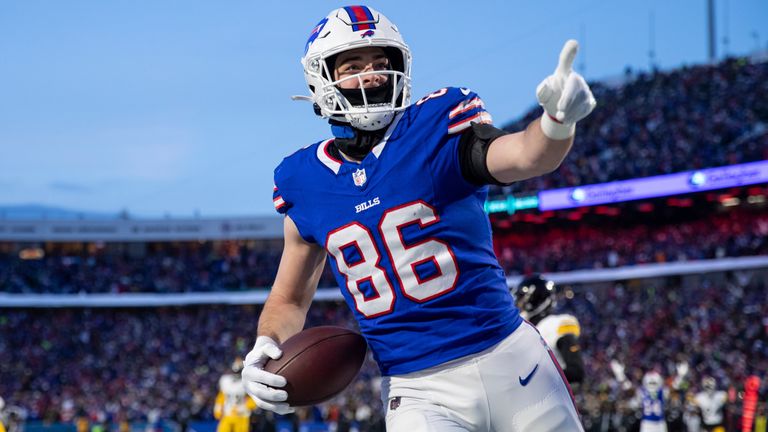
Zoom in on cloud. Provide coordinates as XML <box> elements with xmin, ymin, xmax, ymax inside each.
<box><xmin>48</xmin><ymin>181</ymin><xmax>92</xmax><ymax>193</ymax></box>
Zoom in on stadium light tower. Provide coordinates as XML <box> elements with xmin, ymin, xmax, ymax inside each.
<box><xmin>751</xmin><ymin>31</ymin><xmax>760</xmax><ymax>52</ymax></box>
<box><xmin>648</xmin><ymin>11</ymin><xmax>656</xmax><ymax>69</ymax></box>
<box><xmin>722</xmin><ymin>0</ymin><xmax>730</xmax><ymax>56</ymax></box>
<box><xmin>708</xmin><ymin>0</ymin><xmax>716</xmax><ymax>62</ymax></box>
<box><xmin>579</xmin><ymin>23</ymin><xmax>587</xmax><ymax>73</ymax></box>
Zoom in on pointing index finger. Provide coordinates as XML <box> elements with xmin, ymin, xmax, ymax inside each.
<box><xmin>555</xmin><ymin>39</ymin><xmax>579</xmax><ymax>77</ymax></box>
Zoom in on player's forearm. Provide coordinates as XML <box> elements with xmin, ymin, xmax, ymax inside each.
<box><xmin>256</xmin><ymin>216</ymin><xmax>326</xmax><ymax>343</ymax></box>
<box><xmin>257</xmin><ymin>291</ymin><xmax>310</xmax><ymax>343</ymax></box>
<box><xmin>486</xmin><ymin>118</ymin><xmax>574</xmax><ymax>183</ymax></box>
<box><xmin>522</xmin><ymin>117</ymin><xmax>575</xmax><ymax>174</ymax></box>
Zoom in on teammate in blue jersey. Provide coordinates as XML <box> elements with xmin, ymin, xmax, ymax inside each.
<box><xmin>611</xmin><ymin>361</ymin><xmax>690</xmax><ymax>432</ymax></box>
<box><xmin>242</xmin><ymin>5</ymin><xmax>596</xmax><ymax>431</ymax></box>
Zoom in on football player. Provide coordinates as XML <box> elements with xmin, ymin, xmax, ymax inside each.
<box><xmin>242</xmin><ymin>5</ymin><xmax>595</xmax><ymax>431</ymax></box>
<box><xmin>214</xmin><ymin>358</ymin><xmax>256</xmax><ymax>432</ymax></box>
<box><xmin>0</xmin><ymin>397</ymin><xmax>6</xmax><ymax>432</ymax></box>
<box><xmin>693</xmin><ymin>376</ymin><xmax>727</xmax><ymax>432</ymax></box>
<box><xmin>513</xmin><ymin>275</ymin><xmax>584</xmax><ymax>384</ymax></box>
<box><xmin>611</xmin><ymin>361</ymin><xmax>689</xmax><ymax>432</ymax></box>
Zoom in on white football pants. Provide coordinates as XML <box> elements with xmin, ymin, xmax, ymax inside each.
<box><xmin>640</xmin><ymin>420</ymin><xmax>668</xmax><ymax>432</ymax></box>
<box><xmin>381</xmin><ymin>321</ymin><xmax>583</xmax><ymax>432</ymax></box>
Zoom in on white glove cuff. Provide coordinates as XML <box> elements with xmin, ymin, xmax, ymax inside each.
<box><xmin>246</xmin><ymin>336</ymin><xmax>277</xmax><ymax>360</ymax></box>
<box><xmin>255</xmin><ymin>335</ymin><xmax>278</xmax><ymax>346</ymax></box>
<box><xmin>540</xmin><ymin>113</ymin><xmax>575</xmax><ymax>140</ymax></box>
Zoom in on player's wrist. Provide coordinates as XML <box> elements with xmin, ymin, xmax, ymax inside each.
<box><xmin>540</xmin><ymin>112</ymin><xmax>575</xmax><ymax>140</ymax></box>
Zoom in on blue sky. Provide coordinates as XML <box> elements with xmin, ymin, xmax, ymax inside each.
<box><xmin>1</xmin><ymin>0</ymin><xmax>766</xmax><ymax>218</ymax></box>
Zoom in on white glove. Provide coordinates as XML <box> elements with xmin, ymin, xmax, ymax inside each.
<box><xmin>536</xmin><ymin>39</ymin><xmax>597</xmax><ymax>140</ymax></box>
<box><xmin>241</xmin><ymin>336</ymin><xmax>295</xmax><ymax>415</ymax></box>
<box><xmin>610</xmin><ymin>359</ymin><xmax>627</xmax><ymax>382</ymax></box>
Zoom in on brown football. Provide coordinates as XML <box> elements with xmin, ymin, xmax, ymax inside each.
<box><xmin>264</xmin><ymin>326</ymin><xmax>368</xmax><ymax>406</ymax></box>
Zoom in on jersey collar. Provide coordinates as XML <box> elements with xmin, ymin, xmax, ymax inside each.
<box><xmin>316</xmin><ymin>112</ymin><xmax>403</xmax><ymax>175</ymax></box>
<box><xmin>316</xmin><ymin>138</ymin><xmax>342</xmax><ymax>174</ymax></box>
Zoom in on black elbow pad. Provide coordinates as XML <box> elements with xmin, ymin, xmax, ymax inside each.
<box><xmin>457</xmin><ymin>123</ymin><xmax>512</xmax><ymax>186</ymax></box>
<box><xmin>556</xmin><ymin>333</ymin><xmax>585</xmax><ymax>384</ymax></box>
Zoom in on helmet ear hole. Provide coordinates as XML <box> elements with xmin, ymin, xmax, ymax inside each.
<box><xmin>325</xmin><ymin>54</ymin><xmax>339</xmax><ymax>77</ymax></box>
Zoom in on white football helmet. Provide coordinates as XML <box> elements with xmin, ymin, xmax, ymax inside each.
<box><xmin>300</xmin><ymin>6</ymin><xmax>412</xmax><ymax>131</ymax></box>
<box><xmin>702</xmin><ymin>376</ymin><xmax>716</xmax><ymax>392</ymax></box>
<box><xmin>231</xmin><ymin>356</ymin><xmax>244</xmax><ymax>373</ymax></box>
<box><xmin>642</xmin><ymin>371</ymin><xmax>663</xmax><ymax>393</ymax></box>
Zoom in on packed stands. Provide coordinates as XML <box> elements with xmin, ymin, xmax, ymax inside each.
<box><xmin>1</xmin><ymin>206</ymin><xmax>764</xmax><ymax>294</ymax></box>
<box><xmin>0</xmin><ymin>240</ymin><xmax>336</xmax><ymax>294</ymax></box>
<box><xmin>494</xmin><ymin>209</ymin><xmax>768</xmax><ymax>274</ymax></box>
<box><xmin>0</xmin><ymin>303</ymin><xmax>384</xmax><ymax>431</ymax></box>
<box><xmin>568</xmin><ymin>270</ymin><xmax>768</xmax><ymax>431</ymax></box>
<box><xmin>0</xmin><ymin>270</ymin><xmax>766</xmax><ymax>431</ymax></box>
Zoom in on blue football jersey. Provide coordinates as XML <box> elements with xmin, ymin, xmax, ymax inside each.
<box><xmin>272</xmin><ymin>87</ymin><xmax>522</xmax><ymax>376</ymax></box>
<box><xmin>641</xmin><ymin>389</ymin><xmax>665</xmax><ymax>422</ymax></box>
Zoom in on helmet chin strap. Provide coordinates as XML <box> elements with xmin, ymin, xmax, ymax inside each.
<box><xmin>329</xmin><ymin>119</ymin><xmax>386</xmax><ymax>160</ymax></box>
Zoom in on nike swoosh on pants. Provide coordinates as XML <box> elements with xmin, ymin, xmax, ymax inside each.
<box><xmin>519</xmin><ymin>363</ymin><xmax>539</xmax><ymax>386</ymax></box>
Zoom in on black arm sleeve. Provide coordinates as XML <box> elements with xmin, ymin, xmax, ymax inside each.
<box><xmin>457</xmin><ymin>123</ymin><xmax>513</xmax><ymax>186</ymax></box>
<box><xmin>556</xmin><ymin>333</ymin><xmax>585</xmax><ymax>384</ymax></box>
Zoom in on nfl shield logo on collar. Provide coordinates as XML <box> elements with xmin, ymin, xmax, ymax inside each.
<box><xmin>353</xmin><ymin>168</ymin><xmax>367</xmax><ymax>187</ymax></box>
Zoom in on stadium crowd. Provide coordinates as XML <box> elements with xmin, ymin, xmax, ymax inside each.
<box><xmin>0</xmin><ymin>303</ymin><xmax>384</xmax><ymax>431</ymax></box>
<box><xmin>568</xmin><ymin>270</ymin><xmax>768</xmax><ymax>431</ymax></box>
<box><xmin>0</xmin><ymin>208</ymin><xmax>768</xmax><ymax>294</ymax></box>
<box><xmin>495</xmin><ymin>209</ymin><xmax>768</xmax><ymax>275</ymax></box>
<box><xmin>0</xmin><ymin>241</ymin><xmax>326</xmax><ymax>294</ymax></box>
<box><xmin>0</xmin><ymin>271</ymin><xmax>766</xmax><ymax>431</ymax></box>
<box><xmin>1</xmin><ymin>208</ymin><xmax>765</xmax><ymax>294</ymax></box>
<box><xmin>494</xmin><ymin>57</ymin><xmax>768</xmax><ymax>196</ymax></box>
